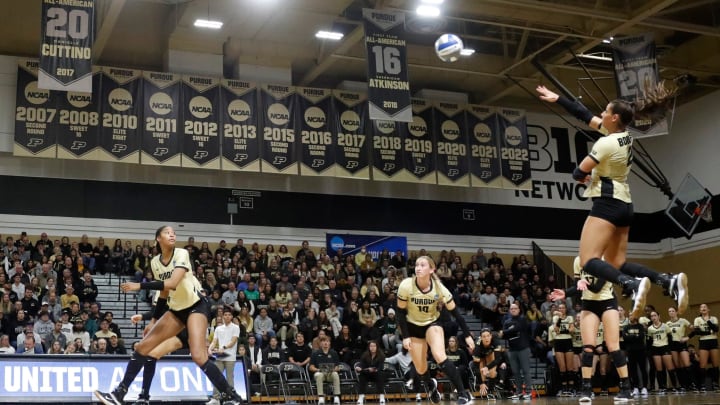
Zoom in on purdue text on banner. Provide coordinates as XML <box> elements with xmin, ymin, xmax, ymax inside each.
<box><xmin>39</xmin><ymin>0</ymin><xmax>95</xmax><ymax>92</ymax></box>
<box><xmin>362</xmin><ymin>9</ymin><xmax>412</xmax><ymax>123</ymax></box>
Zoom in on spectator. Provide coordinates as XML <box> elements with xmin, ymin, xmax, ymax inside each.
<box><xmin>11</xmin><ymin>274</ymin><xmax>26</xmax><ymax>298</ymax></box>
<box><xmin>34</xmin><ymin>310</ymin><xmax>54</xmax><ymax>341</ymax></box>
<box><xmin>78</xmin><ymin>234</ymin><xmax>94</xmax><ymax>272</ymax></box>
<box><xmin>35</xmin><ymin>263</ymin><xmax>57</xmax><ymax>290</ymax></box>
<box><xmin>45</xmin><ymin>319</ymin><xmax>68</xmax><ymax>352</ymax></box>
<box><xmin>104</xmin><ymin>311</ymin><xmax>122</xmax><ymax>338</ymax></box>
<box><xmin>78</xmin><ymin>272</ymin><xmax>99</xmax><ymax>304</ymax></box>
<box><xmin>264</xmin><ymin>336</ymin><xmax>284</xmax><ymax>365</ymax></box>
<box><xmin>246</xmin><ymin>335</ymin><xmax>263</xmax><ymax>386</ymax></box>
<box><xmin>501</xmin><ymin>303</ymin><xmax>533</xmax><ymax>400</ymax></box>
<box><xmin>21</xmin><ymin>288</ymin><xmax>40</xmax><ymax>318</ymax></box>
<box><xmin>93</xmin><ymin>238</ymin><xmax>111</xmax><ymax>275</ymax></box>
<box><xmin>287</xmin><ymin>331</ymin><xmax>312</xmax><ymax>369</ymax></box>
<box><xmin>67</xmin><ymin>317</ymin><xmax>91</xmax><ymax>352</ymax></box>
<box><xmin>0</xmin><ymin>334</ymin><xmax>15</xmax><ymax>354</ymax></box>
<box><xmin>92</xmin><ymin>337</ymin><xmax>109</xmax><ymax>354</ymax></box>
<box><xmin>253</xmin><ymin>307</ymin><xmax>275</xmax><ymax>346</ymax></box>
<box><xmin>478</xmin><ymin>285</ymin><xmax>498</xmax><ymax>328</ymax></box>
<box><xmin>21</xmin><ymin>335</ymin><xmax>42</xmax><ymax>355</ymax></box>
<box><xmin>60</xmin><ymin>286</ymin><xmax>79</xmax><ymax>309</ymax></box>
<box><xmin>94</xmin><ymin>319</ymin><xmax>117</xmax><ymax>341</ymax></box>
<box><xmin>107</xmin><ymin>335</ymin><xmax>127</xmax><ymax>355</ymax></box>
<box><xmin>446</xmin><ymin>335</ymin><xmax>471</xmax><ymax>392</ymax></box>
<box><xmin>355</xmin><ymin>340</ymin><xmax>386</xmax><ymax>405</ymax></box>
<box><xmin>207</xmin><ymin>307</ymin><xmax>240</xmax><ymax>404</ymax></box>
<box><xmin>47</xmin><ymin>339</ymin><xmax>65</xmax><ymax>354</ymax></box>
<box><xmin>309</xmin><ymin>335</ymin><xmax>341</xmax><ymax>405</ymax></box>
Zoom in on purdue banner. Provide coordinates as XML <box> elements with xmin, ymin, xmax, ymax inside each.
<box><xmin>38</xmin><ymin>0</ymin><xmax>94</xmax><ymax>92</ymax></box>
<box><xmin>98</xmin><ymin>67</ymin><xmax>142</xmax><ymax>163</ymax></box>
<box><xmin>220</xmin><ymin>79</ymin><xmax>260</xmax><ymax>172</ymax></box>
<box><xmin>297</xmin><ymin>87</ymin><xmax>335</xmax><ymax>176</ymax></box>
<box><xmin>333</xmin><ymin>90</ymin><xmax>370</xmax><ymax>179</ymax></box>
<box><xmin>260</xmin><ymin>84</ymin><xmax>298</xmax><ymax>175</ymax></box>
<box><xmin>56</xmin><ymin>68</ymin><xmax>101</xmax><ymax>160</ymax></box>
<box><xmin>362</xmin><ymin>9</ymin><xmax>412</xmax><ymax>123</ymax></box>
<box><xmin>371</xmin><ymin>119</ymin><xmax>404</xmax><ymax>181</ymax></box>
<box><xmin>397</xmin><ymin>99</ymin><xmax>435</xmax><ymax>184</ymax></box>
<box><xmin>498</xmin><ymin>108</ymin><xmax>531</xmax><ymax>189</ymax></box>
<box><xmin>181</xmin><ymin>75</ymin><xmax>220</xmax><ymax>169</ymax></box>
<box><xmin>611</xmin><ymin>33</ymin><xmax>666</xmax><ymax>138</ymax></box>
<box><xmin>14</xmin><ymin>59</ymin><xmax>58</xmax><ymax>158</ymax></box>
<box><xmin>435</xmin><ymin>101</ymin><xmax>469</xmax><ymax>187</ymax></box>
<box><xmin>468</xmin><ymin>105</ymin><xmax>502</xmax><ymax>188</ymax></box>
<box><xmin>141</xmin><ymin>71</ymin><xmax>181</xmax><ymax>166</ymax></box>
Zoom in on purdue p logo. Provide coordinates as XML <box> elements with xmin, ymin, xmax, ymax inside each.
<box><xmin>413</xmin><ymin>166</ymin><xmax>427</xmax><ymax>175</ymax></box>
<box><xmin>153</xmin><ymin>147</ymin><xmax>169</xmax><ymax>157</ymax></box>
<box><xmin>272</xmin><ymin>156</ymin><xmax>287</xmax><ymax>165</ymax></box>
<box><xmin>382</xmin><ymin>163</ymin><xmax>395</xmax><ymax>171</ymax></box>
<box><xmin>311</xmin><ymin>159</ymin><xmax>325</xmax><ymax>168</ymax></box>
<box><xmin>448</xmin><ymin>169</ymin><xmax>459</xmax><ymax>177</ymax></box>
<box><xmin>27</xmin><ymin>138</ymin><xmax>43</xmax><ymax>148</ymax></box>
<box><xmin>70</xmin><ymin>141</ymin><xmax>87</xmax><ymax>150</ymax></box>
<box><xmin>193</xmin><ymin>151</ymin><xmax>209</xmax><ymax>160</ymax></box>
<box><xmin>233</xmin><ymin>153</ymin><xmax>248</xmax><ymax>162</ymax></box>
<box><xmin>346</xmin><ymin>161</ymin><xmax>359</xmax><ymax>169</ymax></box>
<box><xmin>111</xmin><ymin>144</ymin><xmax>128</xmax><ymax>153</ymax></box>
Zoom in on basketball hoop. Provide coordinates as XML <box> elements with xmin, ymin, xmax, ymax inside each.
<box><xmin>696</xmin><ymin>202</ymin><xmax>713</xmax><ymax>223</ymax></box>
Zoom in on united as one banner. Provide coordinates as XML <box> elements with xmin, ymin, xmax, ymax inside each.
<box><xmin>260</xmin><ymin>84</ymin><xmax>298</xmax><ymax>174</ymax></box>
<box><xmin>56</xmin><ymin>68</ymin><xmax>101</xmax><ymax>160</ymax></box>
<box><xmin>141</xmin><ymin>71</ymin><xmax>181</xmax><ymax>166</ymax></box>
<box><xmin>497</xmin><ymin>107</ymin><xmax>531</xmax><ymax>190</ymax></box>
<box><xmin>468</xmin><ymin>105</ymin><xmax>502</xmax><ymax>188</ymax></box>
<box><xmin>98</xmin><ymin>67</ymin><xmax>142</xmax><ymax>163</ymax></box>
<box><xmin>297</xmin><ymin>87</ymin><xmax>335</xmax><ymax>176</ymax></box>
<box><xmin>38</xmin><ymin>0</ymin><xmax>95</xmax><ymax>92</ymax></box>
<box><xmin>363</xmin><ymin>9</ymin><xmax>412</xmax><ymax>123</ymax></box>
<box><xmin>220</xmin><ymin>79</ymin><xmax>260</xmax><ymax>172</ymax></box>
<box><xmin>333</xmin><ymin>90</ymin><xmax>370</xmax><ymax>179</ymax></box>
<box><xmin>398</xmin><ymin>98</ymin><xmax>435</xmax><ymax>183</ymax></box>
<box><xmin>435</xmin><ymin>101</ymin><xmax>469</xmax><ymax>187</ymax></box>
<box><xmin>181</xmin><ymin>75</ymin><xmax>221</xmax><ymax>169</ymax></box>
<box><xmin>14</xmin><ymin>59</ymin><xmax>58</xmax><ymax>158</ymax></box>
<box><xmin>611</xmin><ymin>33</ymin><xmax>667</xmax><ymax>137</ymax></box>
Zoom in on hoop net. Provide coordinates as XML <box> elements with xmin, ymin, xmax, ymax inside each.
<box><xmin>695</xmin><ymin>202</ymin><xmax>713</xmax><ymax>223</ymax></box>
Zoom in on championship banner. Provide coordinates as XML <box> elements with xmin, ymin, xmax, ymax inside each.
<box><xmin>56</xmin><ymin>68</ymin><xmax>101</xmax><ymax>160</ymax></box>
<box><xmin>397</xmin><ymin>98</ymin><xmax>435</xmax><ymax>184</ymax></box>
<box><xmin>468</xmin><ymin>105</ymin><xmax>502</xmax><ymax>188</ymax></box>
<box><xmin>141</xmin><ymin>71</ymin><xmax>181</xmax><ymax>166</ymax></box>
<box><xmin>326</xmin><ymin>233</ymin><xmax>407</xmax><ymax>260</ymax></box>
<box><xmin>14</xmin><ymin>59</ymin><xmax>58</xmax><ymax>158</ymax></box>
<box><xmin>181</xmin><ymin>75</ymin><xmax>221</xmax><ymax>169</ymax></box>
<box><xmin>434</xmin><ymin>101</ymin><xmax>470</xmax><ymax>187</ymax></box>
<box><xmin>297</xmin><ymin>87</ymin><xmax>335</xmax><ymax>176</ymax></box>
<box><xmin>362</xmin><ymin>9</ymin><xmax>412</xmax><ymax>123</ymax></box>
<box><xmin>260</xmin><ymin>84</ymin><xmax>298</xmax><ymax>175</ymax></box>
<box><xmin>332</xmin><ymin>90</ymin><xmax>370</xmax><ymax>179</ymax></box>
<box><xmin>38</xmin><ymin>0</ymin><xmax>95</xmax><ymax>92</ymax></box>
<box><xmin>98</xmin><ymin>66</ymin><xmax>142</xmax><ymax>163</ymax></box>
<box><xmin>611</xmin><ymin>33</ymin><xmax>667</xmax><ymax>138</ymax></box>
<box><xmin>370</xmin><ymin>119</ymin><xmax>404</xmax><ymax>182</ymax></box>
<box><xmin>220</xmin><ymin>79</ymin><xmax>260</xmax><ymax>172</ymax></box>
<box><xmin>498</xmin><ymin>107</ymin><xmax>531</xmax><ymax>190</ymax></box>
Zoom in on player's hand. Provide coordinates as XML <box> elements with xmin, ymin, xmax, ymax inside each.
<box><xmin>465</xmin><ymin>335</ymin><xmax>475</xmax><ymax>352</ymax></box>
<box><xmin>536</xmin><ymin>85</ymin><xmax>559</xmax><ymax>102</ymax></box>
<box><xmin>120</xmin><ymin>282</ymin><xmax>141</xmax><ymax>292</ymax></box>
<box><xmin>549</xmin><ymin>288</ymin><xmax>566</xmax><ymax>301</ymax></box>
<box><xmin>130</xmin><ymin>314</ymin><xmax>143</xmax><ymax>324</ymax></box>
<box><xmin>402</xmin><ymin>337</ymin><xmax>411</xmax><ymax>350</ymax></box>
<box><xmin>577</xmin><ymin>279</ymin><xmax>590</xmax><ymax>291</ymax></box>
<box><xmin>479</xmin><ymin>383</ymin><xmax>488</xmax><ymax>396</ymax></box>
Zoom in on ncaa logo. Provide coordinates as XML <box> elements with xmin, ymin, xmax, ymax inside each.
<box><xmin>67</xmin><ymin>92</ymin><xmax>91</xmax><ymax>109</ymax></box>
<box><xmin>375</xmin><ymin>120</ymin><xmax>395</xmax><ymax>134</ymax></box>
<box><xmin>474</xmin><ymin>123</ymin><xmax>492</xmax><ymax>144</ymax></box>
<box><xmin>149</xmin><ymin>92</ymin><xmax>173</xmax><ymax>116</ymax></box>
<box><xmin>268</xmin><ymin>103</ymin><xmax>290</xmax><ymax>126</ymax></box>
<box><xmin>228</xmin><ymin>100</ymin><xmax>251</xmax><ymax>122</ymax></box>
<box><xmin>24</xmin><ymin>82</ymin><xmax>50</xmax><ymax>105</ymax></box>
<box><xmin>330</xmin><ymin>236</ymin><xmax>344</xmax><ymax>251</ymax></box>
<box><xmin>441</xmin><ymin>120</ymin><xmax>460</xmax><ymax>141</ymax></box>
<box><xmin>108</xmin><ymin>88</ymin><xmax>133</xmax><ymax>112</ymax></box>
<box><xmin>189</xmin><ymin>96</ymin><xmax>212</xmax><ymax>119</ymax></box>
<box><xmin>505</xmin><ymin>126</ymin><xmax>522</xmax><ymax>146</ymax></box>
<box><xmin>340</xmin><ymin>110</ymin><xmax>360</xmax><ymax>132</ymax></box>
<box><xmin>304</xmin><ymin>107</ymin><xmax>326</xmax><ymax>129</ymax></box>
<box><xmin>408</xmin><ymin>116</ymin><xmax>427</xmax><ymax>138</ymax></box>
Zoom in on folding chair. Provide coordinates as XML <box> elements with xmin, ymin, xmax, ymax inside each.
<box><xmin>260</xmin><ymin>364</ymin><xmax>283</xmax><ymax>403</ymax></box>
<box><xmin>279</xmin><ymin>362</ymin><xmax>311</xmax><ymax>402</ymax></box>
<box><xmin>428</xmin><ymin>360</ymin><xmax>455</xmax><ymax>399</ymax></box>
<box><xmin>337</xmin><ymin>362</ymin><xmax>359</xmax><ymax>400</ymax></box>
<box><xmin>381</xmin><ymin>362</ymin><xmax>408</xmax><ymax>395</ymax></box>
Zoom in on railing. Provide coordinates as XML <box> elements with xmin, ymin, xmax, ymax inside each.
<box><xmin>531</xmin><ymin>241</ymin><xmax>572</xmax><ymax>290</ymax></box>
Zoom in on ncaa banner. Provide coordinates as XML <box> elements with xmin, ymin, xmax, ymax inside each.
<box><xmin>332</xmin><ymin>90</ymin><xmax>370</xmax><ymax>179</ymax></box>
<box><xmin>362</xmin><ymin>9</ymin><xmax>412</xmax><ymax>123</ymax></box>
<box><xmin>141</xmin><ymin>71</ymin><xmax>181</xmax><ymax>166</ymax></box>
<box><xmin>297</xmin><ymin>87</ymin><xmax>335</xmax><ymax>176</ymax></box>
<box><xmin>38</xmin><ymin>0</ymin><xmax>95</xmax><ymax>92</ymax></box>
<box><xmin>98</xmin><ymin>66</ymin><xmax>142</xmax><ymax>163</ymax></box>
<box><xmin>434</xmin><ymin>101</ymin><xmax>470</xmax><ymax>187</ymax></box>
<box><xmin>14</xmin><ymin>59</ymin><xmax>58</xmax><ymax>158</ymax></box>
<box><xmin>326</xmin><ymin>233</ymin><xmax>407</xmax><ymax>261</ymax></box>
<box><xmin>56</xmin><ymin>68</ymin><xmax>101</xmax><ymax>160</ymax></box>
<box><xmin>611</xmin><ymin>33</ymin><xmax>667</xmax><ymax>138</ymax></box>
<box><xmin>468</xmin><ymin>105</ymin><xmax>502</xmax><ymax>188</ymax></box>
<box><xmin>220</xmin><ymin>79</ymin><xmax>260</xmax><ymax>172</ymax></box>
<box><xmin>498</xmin><ymin>107</ymin><xmax>531</xmax><ymax>190</ymax></box>
<box><xmin>260</xmin><ymin>84</ymin><xmax>298</xmax><ymax>175</ymax></box>
<box><xmin>397</xmin><ymin>98</ymin><xmax>435</xmax><ymax>184</ymax></box>
<box><xmin>370</xmin><ymin>118</ymin><xmax>404</xmax><ymax>182</ymax></box>
<box><xmin>181</xmin><ymin>75</ymin><xmax>221</xmax><ymax>169</ymax></box>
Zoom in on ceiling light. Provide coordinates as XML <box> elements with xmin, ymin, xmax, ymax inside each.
<box><xmin>578</xmin><ymin>53</ymin><xmax>612</xmax><ymax>62</ymax></box>
<box><xmin>194</xmin><ymin>19</ymin><xmax>223</xmax><ymax>29</ymax></box>
<box><xmin>460</xmin><ymin>48</ymin><xmax>475</xmax><ymax>56</ymax></box>
<box><xmin>315</xmin><ymin>30</ymin><xmax>344</xmax><ymax>40</ymax></box>
<box><xmin>420</xmin><ymin>0</ymin><xmax>444</xmax><ymax>4</ymax></box>
<box><xmin>416</xmin><ymin>5</ymin><xmax>441</xmax><ymax>17</ymax></box>
<box><xmin>602</xmin><ymin>36</ymin><xmax>614</xmax><ymax>44</ymax></box>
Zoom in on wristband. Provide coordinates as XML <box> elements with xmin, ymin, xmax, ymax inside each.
<box><xmin>572</xmin><ymin>167</ymin><xmax>590</xmax><ymax>181</ymax></box>
<box><xmin>140</xmin><ymin>280</ymin><xmax>165</xmax><ymax>290</ymax></box>
<box><xmin>556</xmin><ymin>95</ymin><xmax>595</xmax><ymax>124</ymax></box>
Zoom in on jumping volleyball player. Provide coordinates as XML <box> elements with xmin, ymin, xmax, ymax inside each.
<box><xmin>396</xmin><ymin>255</ymin><xmax>475</xmax><ymax>405</ymax></box>
<box><xmin>95</xmin><ymin>226</ymin><xmax>242</xmax><ymax>405</ymax></box>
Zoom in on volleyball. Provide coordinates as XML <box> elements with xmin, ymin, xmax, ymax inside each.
<box><xmin>434</xmin><ymin>33</ymin><xmax>464</xmax><ymax>63</ymax></box>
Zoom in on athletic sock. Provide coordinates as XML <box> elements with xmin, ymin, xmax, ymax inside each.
<box><xmin>584</xmin><ymin>258</ymin><xmax>625</xmax><ymax>284</ymax></box>
<box><xmin>619</xmin><ymin>262</ymin><xmax>662</xmax><ymax>285</ymax></box>
<box><xmin>201</xmin><ymin>359</ymin><xmax>233</xmax><ymax>395</ymax></box>
<box><xmin>439</xmin><ymin>360</ymin><xmax>465</xmax><ymax>392</ymax></box>
<box><xmin>140</xmin><ymin>357</ymin><xmax>157</xmax><ymax>397</ymax></box>
<box><xmin>120</xmin><ymin>352</ymin><xmax>149</xmax><ymax>389</ymax></box>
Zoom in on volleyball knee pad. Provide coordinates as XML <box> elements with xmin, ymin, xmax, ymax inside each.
<box><xmin>582</xmin><ymin>346</ymin><xmax>594</xmax><ymax>368</ymax></box>
<box><xmin>610</xmin><ymin>350</ymin><xmax>627</xmax><ymax>367</ymax></box>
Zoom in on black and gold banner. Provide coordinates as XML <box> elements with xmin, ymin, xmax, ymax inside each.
<box><xmin>398</xmin><ymin>99</ymin><xmax>435</xmax><ymax>183</ymax></box>
<box><xmin>297</xmin><ymin>87</ymin><xmax>335</xmax><ymax>176</ymax></box>
<box><xmin>14</xmin><ymin>59</ymin><xmax>58</xmax><ymax>158</ymax></box>
<box><xmin>370</xmin><ymin>119</ymin><xmax>404</xmax><ymax>182</ymax></box>
<box><xmin>38</xmin><ymin>0</ymin><xmax>94</xmax><ymax>92</ymax></box>
<box><xmin>467</xmin><ymin>105</ymin><xmax>502</xmax><ymax>188</ymax></box>
<box><xmin>141</xmin><ymin>71</ymin><xmax>181</xmax><ymax>166</ymax></box>
<box><xmin>181</xmin><ymin>75</ymin><xmax>221</xmax><ymax>169</ymax></box>
<box><xmin>332</xmin><ymin>90</ymin><xmax>370</xmax><ymax>179</ymax></box>
<box><xmin>220</xmin><ymin>79</ymin><xmax>260</xmax><ymax>172</ymax></box>
<box><xmin>56</xmin><ymin>68</ymin><xmax>101</xmax><ymax>160</ymax></box>
<box><xmin>434</xmin><ymin>101</ymin><xmax>469</xmax><ymax>187</ymax></box>
<box><xmin>498</xmin><ymin>107</ymin><xmax>531</xmax><ymax>189</ymax></box>
<box><xmin>98</xmin><ymin>67</ymin><xmax>142</xmax><ymax>163</ymax></box>
<box><xmin>260</xmin><ymin>84</ymin><xmax>297</xmax><ymax>175</ymax></box>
